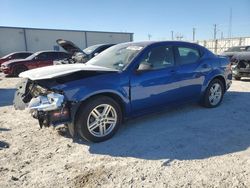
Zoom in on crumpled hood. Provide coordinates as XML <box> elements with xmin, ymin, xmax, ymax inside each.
<box><xmin>19</xmin><ymin>63</ymin><xmax>119</xmax><ymax>80</ymax></box>
<box><xmin>2</xmin><ymin>59</ymin><xmax>27</xmax><ymax>66</ymax></box>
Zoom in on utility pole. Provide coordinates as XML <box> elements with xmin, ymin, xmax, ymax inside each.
<box><xmin>213</xmin><ymin>24</ymin><xmax>217</xmax><ymax>40</ymax></box>
<box><xmin>171</xmin><ymin>31</ymin><xmax>174</xmax><ymax>40</ymax></box>
<box><xmin>221</xmin><ymin>32</ymin><xmax>224</xmax><ymax>39</ymax></box>
<box><xmin>148</xmin><ymin>34</ymin><xmax>152</xmax><ymax>41</ymax></box>
<box><xmin>192</xmin><ymin>28</ymin><xmax>196</xmax><ymax>42</ymax></box>
<box><xmin>228</xmin><ymin>8</ymin><xmax>232</xmax><ymax>38</ymax></box>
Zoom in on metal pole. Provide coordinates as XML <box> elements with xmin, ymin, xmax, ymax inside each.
<box><xmin>213</xmin><ymin>24</ymin><xmax>217</xmax><ymax>40</ymax></box>
<box><xmin>148</xmin><ymin>34</ymin><xmax>152</xmax><ymax>41</ymax></box>
<box><xmin>23</xmin><ymin>28</ymin><xmax>28</xmax><ymax>51</ymax></box>
<box><xmin>192</xmin><ymin>28</ymin><xmax>196</xmax><ymax>42</ymax></box>
<box><xmin>171</xmin><ymin>31</ymin><xmax>174</xmax><ymax>40</ymax></box>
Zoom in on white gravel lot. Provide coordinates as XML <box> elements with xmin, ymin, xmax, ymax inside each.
<box><xmin>0</xmin><ymin>73</ymin><xmax>249</xmax><ymax>188</ymax></box>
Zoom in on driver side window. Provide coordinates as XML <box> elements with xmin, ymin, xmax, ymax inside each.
<box><xmin>138</xmin><ymin>46</ymin><xmax>174</xmax><ymax>71</ymax></box>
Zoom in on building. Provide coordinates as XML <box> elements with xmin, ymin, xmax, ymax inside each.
<box><xmin>0</xmin><ymin>26</ymin><xmax>133</xmax><ymax>57</ymax></box>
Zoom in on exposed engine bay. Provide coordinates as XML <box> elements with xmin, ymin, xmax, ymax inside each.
<box><xmin>54</xmin><ymin>52</ymin><xmax>88</xmax><ymax>65</ymax></box>
<box><xmin>14</xmin><ymin>78</ymin><xmax>70</xmax><ymax>128</ymax></box>
<box><xmin>13</xmin><ymin>63</ymin><xmax>118</xmax><ymax>131</ymax></box>
<box><xmin>231</xmin><ymin>53</ymin><xmax>250</xmax><ymax>78</ymax></box>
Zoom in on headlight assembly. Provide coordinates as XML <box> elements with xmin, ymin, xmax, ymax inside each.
<box><xmin>28</xmin><ymin>93</ymin><xmax>64</xmax><ymax>112</ymax></box>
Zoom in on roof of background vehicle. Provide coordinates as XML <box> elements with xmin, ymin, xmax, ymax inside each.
<box><xmin>0</xmin><ymin>51</ymin><xmax>33</xmax><ymax>58</ymax></box>
<box><xmin>33</xmin><ymin>51</ymin><xmax>68</xmax><ymax>54</ymax></box>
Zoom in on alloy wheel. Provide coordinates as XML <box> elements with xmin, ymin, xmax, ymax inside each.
<box><xmin>209</xmin><ymin>83</ymin><xmax>222</xmax><ymax>106</ymax></box>
<box><xmin>87</xmin><ymin>104</ymin><xmax>117</xmax><ymax>137</ymax></box>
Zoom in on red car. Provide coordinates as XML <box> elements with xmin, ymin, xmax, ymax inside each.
<box><xmin>0</xmin><ymin>51</ymin><xmax>33</xmax><ymax>67</ymax></box>
<box><xmin>1</xmin><ymin>51</ymin><xmax>70</xmax><ymax>76</ymax></box>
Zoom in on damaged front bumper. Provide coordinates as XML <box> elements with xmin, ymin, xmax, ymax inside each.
<box><xmin>13</xmin><ymin>79</ymin><xmax>71</xmax><ymax>128</ymax></box>
<box><xmin>231</xmin><ymin>61</ymin><xmax>250</xmax><ymax>78</ymax></box>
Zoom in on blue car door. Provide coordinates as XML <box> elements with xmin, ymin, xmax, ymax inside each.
<box><xmin>174</xmin><ymin>46</ymin><xmax>207</xmax><ymax>100</ymax></box>
<box><xmin>130</xmin><ymin>45</ymin><xmax>181</xmax><ymax>114</ymax></box>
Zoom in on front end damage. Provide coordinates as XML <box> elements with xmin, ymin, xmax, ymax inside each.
<box><xmin>13</xmin><ymin>63</ymin><xmax>119</xmax><ymax>138</ymax></box>
<box><xmin>231</xmin><ymin>54</ymin><xmax>250</xmax><ymax>78</ymax></box>
<box><xmin>14</xmin><ymin>79</ymin><xmax>71</xmax><ymax>129</ymax></box>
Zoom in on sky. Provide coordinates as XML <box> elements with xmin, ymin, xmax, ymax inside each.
<box><xmin>1</xmin><ymin>0</ymin><xmax>250</xmax><ymax>41</ymax></box>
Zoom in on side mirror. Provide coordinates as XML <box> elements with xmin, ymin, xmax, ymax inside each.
<box><xmin>94</xmin><ymin>52</ymin><xmax>99</xmax><ymax>57</ymax></box>
<box><xmin>137</xmin><ymin>63</ymin><xmax>152</xmax><ymax>72</ymax></box>
<box><xmin>34</xmin><ymin>56</ymin><xmax>38</xmax><ymax>60</ymax></box>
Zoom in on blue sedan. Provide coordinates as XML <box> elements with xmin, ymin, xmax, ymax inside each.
<box><xmin>15</xmin><ymin>41</ymin><xmax>232</xmax><ymax>142</ymax></box>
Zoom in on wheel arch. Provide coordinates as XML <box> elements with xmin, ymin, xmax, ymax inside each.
<box><xmin>74</xmin><ymin>91</ymin><xmax>127</xmax><ymax>123</ymax></box>
<box><xmin>204</xmin><ymin>74</ymin><xmax>226</xmax><ymax>93</ymax></box>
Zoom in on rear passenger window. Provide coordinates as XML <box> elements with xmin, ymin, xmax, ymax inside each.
<box><xmin>177</xmin><ymin>47</ymin><xmax>200</xmax><ymax>65</ymax></box>
<box><xmin>18</xmin><ymin>53</ymin><xmax>31</xmax><ymax>59</ymax></box>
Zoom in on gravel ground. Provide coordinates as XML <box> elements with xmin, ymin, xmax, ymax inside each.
<box><xmin>0</xmin><ymin>73</ymin><xmax>249</xmax><ymax>188</ymax></box>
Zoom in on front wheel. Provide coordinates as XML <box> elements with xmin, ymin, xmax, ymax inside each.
<box><xmin>202</xmin><ymin>79</ymin><xmax>224</xmax><ymax>108</ymax></box>
<box><xmin>76</xmin><ymin>96</ymin><xmax>122</xmax><ymax>142</ymax></box>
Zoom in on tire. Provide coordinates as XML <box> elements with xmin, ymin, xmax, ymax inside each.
<box><xmin>13</xmin><ymin>66</ymin><xmax>27</xmax><ymax>77</ymax></box>
<box><xmin>234</xmin><ymin>76</ymin><xmax>241</xmax><ymax>80</ymax></box>
<box><xmin>202</xmin><ymin>79</ymin><xmax>224</xmax><ymax>108</ymax></box>
<box><xmin>75</xmin><ymin>96</ymin><xmax>122</xmax><ymax>142</ymax></box>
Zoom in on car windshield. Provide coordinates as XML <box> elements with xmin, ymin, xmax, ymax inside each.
<box><xmin>25</xmin><ymin>52</ymin><xmax>40</xmax><ymax>60</ymax></box>
<box><xmin>226</xmin><ymin>46</ymin><xmax>246</xmax><ymax>52</ymax></box>
<box><xmin>83</xmin><ymin>44</ymin><xmax>102</xmax><ymax>55</ymax></box>
<box><xmin>86</xmin><ymin>43</ymin><xmax>144</xmax><ymax>71</ymax></box>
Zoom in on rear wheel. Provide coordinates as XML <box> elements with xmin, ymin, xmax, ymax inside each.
<box><xmin>13</xmin><ymin>66</ymin><xmax>27</xmax><ymax>77</ymax></box>
<box><xmin>234</xmin><ymin>76</ymin><xmax>241</xmax><ymax>80</ymax></box>
<box><xmin>202</xmin><ymin>79</ymin><xmax>224</xmax><ymax>108</ymax></box>
<box><xmin>76</xmin><ymin>96</ymin><xmax>122</xmax><ymax>142</ymax></box>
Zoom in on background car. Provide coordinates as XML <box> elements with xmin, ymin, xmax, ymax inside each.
<box><xmin>0</xmin><ymin>51</ymin><xmax>33</xmax><ymax>67</ymax></box>
<box><xmin>221</xmin><ymin>45</ymin><xmax>250</xmax><ymax>60</ymax></box>
<box><xmin>54</xmin><ymin>39</ymin><xmax>115</xmax><ymax>64</ymax></box>
<box><xmin>1</xmin><ymin>51</ymin><xmax>70</xmax><ymax>76</ymax></box>
<box><xmin>15</xmin><ymin>41</ymin><xmax>232</xmax><ymax>142</ymax></box>
<box><xmin>231</xmin><ymin>51</ymin><xmax>250</xmax><ymax>80</ymax></box>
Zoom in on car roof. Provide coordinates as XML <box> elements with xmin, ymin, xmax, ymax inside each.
<box><xmin>35</xmin><ymin>50</ymin><xmax>67</xmax><ymax>54</ymax></box>
<box><xmin>120</xmin><ymin>41</ymin><xmax>206</xmax><ymax>49</ymax></box>
<box><xmin>122</xmin><ymin>41</ymin><xmax>201</xmax><ymax>47</ymax></box>
<box><xmin>11</xmin><ymin>51</ymin><xmax>33</xmax><ymax>53</ymax></box>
